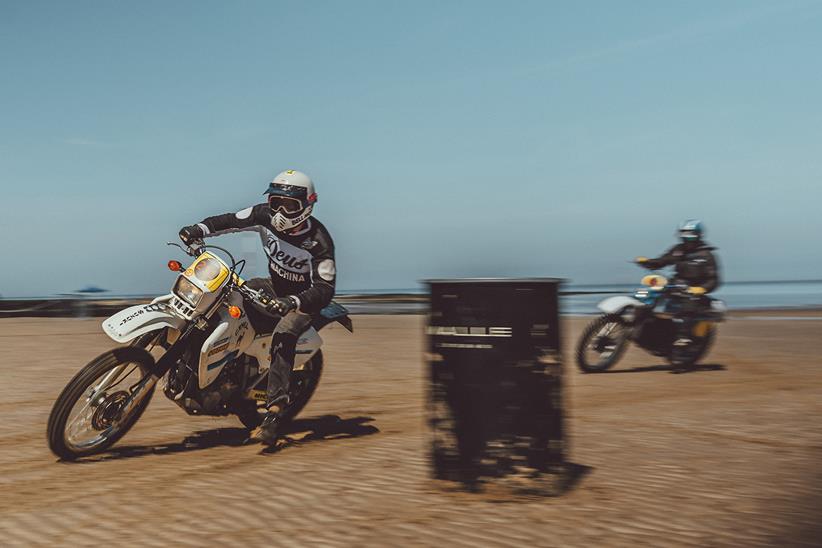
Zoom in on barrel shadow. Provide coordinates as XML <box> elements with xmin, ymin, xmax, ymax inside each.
<box><xmin>434</xmin><ymin>462</ymin><xmax>594</xmax><ymax>500</ymax></box>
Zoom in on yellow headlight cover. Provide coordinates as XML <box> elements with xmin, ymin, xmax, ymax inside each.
<box><xmin>188</xmin><ymin>253</ymin><xmax>229</xmax><ymax>291</ymax></box>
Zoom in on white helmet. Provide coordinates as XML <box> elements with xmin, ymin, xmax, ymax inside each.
<box><xmin>264</xmin><ymin>170</ymin><xmax>317</xmax><ymax>232</ymax></box>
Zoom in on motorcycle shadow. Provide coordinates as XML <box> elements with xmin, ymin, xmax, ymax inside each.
<box><xmin>72</xmin><ymin>415</ymin><xmax>379</xmax><ymax>463</ymax></box>
<box><xmin>262</xmin><ymin>415</ymin><xmax>380</xmax><ymax>454</ymax></box>
<box><xmin>603</xmin><ymin>363</ymin><xmax>726</xmax><ymax>375</ymax></box>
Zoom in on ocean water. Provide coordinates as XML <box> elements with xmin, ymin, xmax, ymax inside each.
<box><xmin>560</xmin><ymin>281</ymin><xmax>822</xmax><ymax>315</ymax></box>
<box><xmin>338</xmin><ymin>280</ymin><xmax>822</xmax><ymax>315</ymax></box>
<box><xmin>9</xmin><ymin>281</ymin><xmax>820</xmax><ymax>316</ymax></box>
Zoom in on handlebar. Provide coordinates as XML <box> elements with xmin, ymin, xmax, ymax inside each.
<box><xmin>235</xmin><ymin>282</ymin><xmax>261</xmax><ymax>302</ymax></box>
<box><xmin>167</xmin><ymin>241</ymin><xmax>200</xmax><ymax>257</ymax></box>
<box><xmin>234</xmin><ymin>282</ymin><xmax>280</xmax><ymax>316</ymax></box>
<box><xmin>167</xmin><ymin>240</ymin><xmax>243</xmax><ymax>274</ymax></box>
<box><xmin>168</xmin><ymin>237</ymin><xmax>270</xmax><ymax>309</ymax></box>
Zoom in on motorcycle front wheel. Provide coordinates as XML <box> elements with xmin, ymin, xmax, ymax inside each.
<box><xmin>576</xmin><ymin>314</ymin><xmax>629</xmax><ymax>373</ymax></box>
<box><xmin>47</xmin><ymin>346</ymin><xmax>156</xmax><ymax>460</ymax></box>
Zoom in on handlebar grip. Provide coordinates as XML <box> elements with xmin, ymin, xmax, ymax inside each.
<box><xmin>237</xmin><ymin>284</ymin><xmax>270</xmax><ymax>309</ymax></box>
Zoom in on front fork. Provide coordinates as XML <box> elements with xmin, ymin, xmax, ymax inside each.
<box><xmin>116</xmin><ymin>374</ymin><xmax>160</xmax><ymax>419</ymax></box>
<box><xmin>109</xmin><ymin>289</ymin><xmax>230</xmax><ymax>420</ymax></box>
<box><xmin>111</xmin><ymin>322</ymin><xmax>200</xmax><ymax>421</ymax></box>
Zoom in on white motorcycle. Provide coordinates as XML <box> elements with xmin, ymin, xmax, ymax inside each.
<box><xmin>576</xmin><ymin>270</ymin><xmax>726</xmax><ymax>373</ymax></box>
<box><xmin>47</xmin><ymin>242</ymin><xmax>352</xmax><ymax>460</ymax></box>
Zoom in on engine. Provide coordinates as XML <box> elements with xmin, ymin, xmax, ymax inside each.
<box><xmin>163</xmin><ymin>355</ymin><xmax>252</xmax><ymax>416</ymax></box>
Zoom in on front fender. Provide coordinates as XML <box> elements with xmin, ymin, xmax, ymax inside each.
<box><xmin>598</xmin><ymin>296</ymin><xmax>644</xmax><ymax>315</ymax></box>
<box><xmin>102</xmin><ymin>302</ymin><xmax>187</xmax><ymax>344</ymax></box>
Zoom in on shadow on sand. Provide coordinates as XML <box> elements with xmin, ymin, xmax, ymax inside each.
<box><xmin>603</xmin><ymin>363</ymin><xmax>726</xmax><ymax>374</ymax></box>
<box><xmin>432</xmin><ymin>462</ymin><xmax>594</xmax><ymax>501</ymax></box>
<box><xmin>556</xmin><ymin>462</ymin><xmax>593</xmax><ymax>493</ymax></box>
<box><xmin>261</xmin><ymin>415</ymin><xmax>380</xmax><ymax>454</ymax></box>
<box><xmin>70</xmin><ymin>415</ymin><xmax>379</xmax><ymax>463</ymax></box>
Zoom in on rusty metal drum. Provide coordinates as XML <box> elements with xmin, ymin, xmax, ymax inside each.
<box><xmin>426</xmin><ymin>278</ymin><xmax>565</xmax><ymax>494</ymax></box>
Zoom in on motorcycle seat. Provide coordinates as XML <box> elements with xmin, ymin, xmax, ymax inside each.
<box><xmin>241</xmin><ymin>278</ymin><xmax>352</xmax><ymax>336</ymax></box>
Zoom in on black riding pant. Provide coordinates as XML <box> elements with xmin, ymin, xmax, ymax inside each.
<box><xmin>244</xmin><ymin>278</ymin><xmax>313</xmax><ymax>408</ymax></box>
<box><xmin>667</xmin><ymin>293</ymin><xmax>710</xmax><ymax>339</ymax></box>
<box><xmin>266</xmin><ymin>310</ymin><xmax>312</xmax><ymax>407</ymax></box>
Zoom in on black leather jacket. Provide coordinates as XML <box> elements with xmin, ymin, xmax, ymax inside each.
<box><xmin>642</xmin><ymin>242</ymin><xmax>720</xmax><ymax>293</ymax></box>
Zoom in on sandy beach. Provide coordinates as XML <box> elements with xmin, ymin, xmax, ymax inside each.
<box><xmin>0</xmin><ymin>313</ymin><xmax>820</xmax><ymax>546</ymax></box>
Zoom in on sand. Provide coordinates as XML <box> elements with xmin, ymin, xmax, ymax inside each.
<box><xmin>0</xmin><ymin>313</ymin><xmax>820</xmax><ymax>546</ymax></box>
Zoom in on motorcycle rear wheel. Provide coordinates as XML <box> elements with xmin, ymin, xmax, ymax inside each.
<box><xmin>47</xmin><ymin>346</ymin><xmax>156</xmax><ymax>460</ymax></box>
<box><xmin>669</xmin><ymin>326</ymin><xmax>716</xmax><ymax>368</ymax></box>
<box><xmin>235</xmin><ymin>350</ymin><xmax>324</xmax><ymax>430</ymax></box>
<box><xmin>576</xmin><ymin>314</ymin><xmax>629</xmax><ymax>373</ymax></box>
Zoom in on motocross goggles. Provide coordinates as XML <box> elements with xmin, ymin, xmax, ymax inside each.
<box><xmin>265</xmin><ymin>183</ymin><xmax>317</xmax><ymax>215</ymax></box>
<box><xmin>268</xmin><ymin>195</ymin><xmax>304</xmax><ymax>214</ymax></box>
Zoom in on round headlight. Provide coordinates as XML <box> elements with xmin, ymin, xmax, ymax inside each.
<box><xmin>194</xmin><ymin>257</ymin><xmax>223</xmax><ymax>282</ymax></box>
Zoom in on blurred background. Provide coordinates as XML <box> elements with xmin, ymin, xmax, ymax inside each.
<box><xmin>3</xmin><ymin>3</ymin><xmax>822</xmax><ymax>546</ymax></box>
<box><xmin>1</xmin><ymin>0</ymin><xmax>821</xmax><ymax>308</ymax></box>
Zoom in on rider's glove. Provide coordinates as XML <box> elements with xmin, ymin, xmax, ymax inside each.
<box><xmin>260</xmin><ymin>294</ymin><xmax>299</xmax><ymax>315</ymax></box>
<box><xmin>687</xmin><ymin>286</ymin><xmax>707</xmax><ymax>296</ymax></box>
<box><xmin>179</xmin><ymin>225</ymin><xmax>205</xmax><ymax>246</ymax></box>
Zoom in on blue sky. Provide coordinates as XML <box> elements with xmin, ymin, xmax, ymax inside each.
<box><xmin>1</xmin><ymin>1</ymin><xmax>821</xmax><ymax>297</ymax></box>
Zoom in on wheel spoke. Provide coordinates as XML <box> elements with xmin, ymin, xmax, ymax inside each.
<box><xmin>67</xmin><ymin>407</ymin><xmax>95</xmax><ymax>438</ymax></box>
<box><xmin>62</xmin><ymin>363</ymin><xmax>146</xmax><ymax>451</ymax></box>
<box><xmin>90</xmin><ymin>363</ymin><xmax>131</xmax><ymax>397</ymax></box>
<box><xmin>580</xmin><ymin>318</ymin><xmax>626</xmax><ymax>370</ymax></box>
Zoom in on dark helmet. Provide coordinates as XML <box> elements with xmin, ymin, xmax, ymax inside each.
<box><xmin>678</xmin><ymin>219</ymin><xmax>704</xmax><ymax>243</ymax></box>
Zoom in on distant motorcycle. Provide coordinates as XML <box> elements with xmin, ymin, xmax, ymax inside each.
<box><xmin>47</xmin><ymin>242</ymin><xmax>352</xmax><ymax>460</ymax></box>
<box><xmin>576</xmin><ymin>267</ymin><xmax>726</xmax><ymax>373</ymax></box>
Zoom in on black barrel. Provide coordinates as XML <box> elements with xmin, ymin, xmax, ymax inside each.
<box><xmin>426</xmin><ymin>278</ymin><xmax>565</xmax><ymax>493</ymax></box>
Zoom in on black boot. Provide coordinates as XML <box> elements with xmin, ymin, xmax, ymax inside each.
<box><xmin>670</xmin><ymin>317</ymin><xmax>693</xmax><ymax>373</ymax></box>
<box><xmin>255</xmin><ymin>408</ymin><xmax>282</xmax><ymax>445</ymax></box>
<box><xmin>254</xmin><ymin>330</ymin><xmax>298</xmax><ymax>444</ymax></box>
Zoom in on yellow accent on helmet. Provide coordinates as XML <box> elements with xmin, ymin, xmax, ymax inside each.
<box><xmin>687</xmin><ymin>286</ymin><xmax>707</xmax><ymax>295</ymax></box>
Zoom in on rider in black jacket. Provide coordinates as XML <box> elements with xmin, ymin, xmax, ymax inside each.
<box><xmin>178</xmin><ymin>170</ymin><xmax>335</xmax><ymax>444</ymax></box>
<box><xmin>637</xmin><ymin>219</ymin><xmax>720</xmax><ymax>347</ymax></box>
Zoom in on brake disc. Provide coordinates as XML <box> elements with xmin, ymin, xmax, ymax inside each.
<box><xmin>91</xmin><ymin>391</ymin><xmax>129</xmax><ymax>430</ymax></box>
